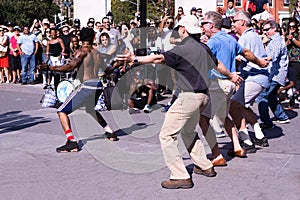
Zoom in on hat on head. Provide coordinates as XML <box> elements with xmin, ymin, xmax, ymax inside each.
<box><xmin>13</xmin><ymin>26</ymin><xmax>21</xmax><ymax>31</ymax></box>
<box><xmin>177</xmin><ymin>15</ymin><xmax>201</xmax><ymax>34</ymax></box>
<box><xmin>6</xmin><ymin>22</ymin><xmax>13</xmax><ymax>27</ymax></box>
<box><xmin>42</xmin><ymin>18</ymin><xmax>50</xmax><ymax>25</ymax></box>
<box><xmin>191</xmin><ymin>7</ymin><xmax>197</xmax><ymax>11</ymax></box>
<box><xmin>61</xmin><ymin>24</ymin><xmax>71</xmax><ymax>29</ymax></box>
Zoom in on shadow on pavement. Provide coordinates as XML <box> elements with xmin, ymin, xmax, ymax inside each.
<box><xmin>0</xmin><ymin>111</ymin><xmax>51</xmax><ymax>134</ymax></box>
<box><xmin>78</xmin><ymin>122</ymin><xmax>152</xmax><ymax>147</ymax></box>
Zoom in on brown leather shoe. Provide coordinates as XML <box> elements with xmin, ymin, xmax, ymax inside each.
<box><xmin>161</xmin><ymin>178</ymin><xmax>194</xmax><ymax>189</ymax></box>
<box><xmin>193</xmin><ymin>166</ymin><xmax>217</xmax><ymax>177</ymax></box>
<box><xmin>227</xmin><ymin>148</ymin><xmax>247</xmax><ymax>158</ymax></box>
<box><xmin>211</xmin><ymin>157</ymin><xmax>227</xmax><ymax>167</ymax></box>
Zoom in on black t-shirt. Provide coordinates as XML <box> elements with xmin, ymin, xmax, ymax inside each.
<box><xmin>249</xmin><ymin>0</ymin><xmax>268</xmax><ymax>14</ymax></box>
<box><xmin>162</xmin><ymin>36</ymin><xmax>218</xmax><ymax>93</ymax></box>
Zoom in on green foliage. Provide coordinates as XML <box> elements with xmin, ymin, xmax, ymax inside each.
<box><xmin>112</xmin><ymin>0</ymin><xmax>174</xmax><ymax>25</ymax></box>
<box><xmin>0</xmin><ymin>0</ymin><xmax>59</xmax><ymax>27</ymax></box>
<box><xmin>290</xmin><ymin>0</ymin><xmax>297</xmax><ymax>13</ymax></box>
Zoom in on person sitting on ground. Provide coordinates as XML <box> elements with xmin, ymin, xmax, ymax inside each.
<box><xmin>39</xmin><ymin>27</ymin><xmax>118</xmax><ymax>153</ymax></box>
<box><xmin>128</xmin><ymin>70</ymin><xmax>157</xmax><ymax>114</ymax></box>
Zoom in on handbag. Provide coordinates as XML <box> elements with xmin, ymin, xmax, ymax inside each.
<box><xmin>41</xmin><ymin>87</ymin><xmax>57</xmax><ymax>108</ymax></box>
<box><xmin>0</xmin><ymin>45</ymin><xmax>8</xmax><ymax>57</ymax></box>
<box><xmin>0</xmin><ymin>36</ymin><xmax>8</xmax><ymax>57</ymax></box>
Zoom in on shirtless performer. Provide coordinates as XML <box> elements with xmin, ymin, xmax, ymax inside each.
<box><xmin>39</xmin><ymin>27</ymin><xmax>118</xmax><ymax>153</ymax></box>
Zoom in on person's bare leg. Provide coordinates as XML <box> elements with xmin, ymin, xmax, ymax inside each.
<box><xmin>58</xmin><ymin>112</ymin><xmax>71</xmax><ymax>132</ymax></box>
<box><xmin>224</xmin><ymin>117</ymin><xmax>243</xmax><ymax>151</ymax></box>
<box><xmin>147</xmin><ymin>88</ymin><xmax>154</xmax><ymax>105</ymax></box>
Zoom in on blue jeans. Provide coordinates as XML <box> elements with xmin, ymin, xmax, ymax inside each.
<box><xmin>257</xmin><ymin>81</ymin><xmax>289</xmax><ymax>125</ymax></box>
<box><xmin>21</xmin><ymin>54</ymin><xmax>36</xmax><ymax>83</ymax></box>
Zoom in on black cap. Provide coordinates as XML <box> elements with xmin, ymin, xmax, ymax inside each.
<box><xmin>191</xmin><ymin>7</ymin><xmax>197</xmax><ymax>11</ymax></box>
<box><xmin>6</xmin><ymin>21</ymin><xmax>13</xmax><ymax>27</ymax></box>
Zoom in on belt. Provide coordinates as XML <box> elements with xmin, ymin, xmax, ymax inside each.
<box><xmin>180</xmin><ymin>89</ymin><xmax>208</xmax><ymax>94</ymax></box>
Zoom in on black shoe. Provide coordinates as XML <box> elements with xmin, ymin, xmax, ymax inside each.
<box><xmin>253</xmin><ymin>136</ymin><xmax>269</xmax><ymax>147</ymax></box>
<box><xmin>259</xmin><ymin>123</ymin><xmax>274</xmax><ymax>129</ymax></box>
<box><xmin>56</xmin><ymin>140</ymin><xmax>79</xmax><ymax>153</ymax></box>
<box><xmin>193</xmin><ymin>165</ymin><xmax>217</xmax><ymax>177</ymax></box>
<box><xmin>241</xmin><ymin>142</ymin><xmax>257</xmax><ymax>153</ymax></box>
<box><xmin>29</xmin><ymin>81</ymin><xmax>36</xmax><ymax>85</ymax></box>
<box><xmin>21</xmin><ymin>82</ymin><xmax>28</xmax><ymax>85</ymax></box>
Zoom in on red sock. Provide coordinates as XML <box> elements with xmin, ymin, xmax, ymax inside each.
<box><xmin>65</xmin><ymin>129</ymin><xmax>75</xmax><ymax>141</ymax></box>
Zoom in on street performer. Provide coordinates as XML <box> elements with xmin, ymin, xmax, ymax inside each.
<box><xmin>39</xmin><ymin>27</ymin><xmax>118</xmax><ymax>153</ymax></box>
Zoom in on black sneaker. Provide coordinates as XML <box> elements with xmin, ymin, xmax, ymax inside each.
<box><xmin>253</xmin><ymin>136</ymin><xmax>269</xmax><ymax>147</ymax></box>
<box><xmin>56</xmin><ymin>140</ymin><xmax>79</xmax><ymax>153</ymax></box>
<box><xmin>129</xmin><ymin>108</ymin><xmax>140</xmax><ymax>114</ymax></box>
<box><xmin>259</xmin><ymin>123</ymin><xmax>274</xmax><ymax>129</ymax></box>
<box><xmin>241</xmin><ymin>142</ymin><xmax>257</xmax><ymax>153</ymax></box>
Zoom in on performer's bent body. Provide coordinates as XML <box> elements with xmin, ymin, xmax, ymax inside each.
<box><xmin>39</xmin><ymin>28</ymin><xmax>118</xmax><ymax>153</ymax></box>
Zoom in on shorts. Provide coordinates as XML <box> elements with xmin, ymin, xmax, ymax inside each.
<box><xmin>58</xmin><ymin>79</ymin><xmax>103</xmax><ymax>115</ymax></box>
<box><xmin>9</xmin><ymin>54</ymin><xmax>21</xmax><ymax>71</ymax></box>
<box><xmin>231</xmin><ymin>81</ymin><xmax>263</xmax><ymax>108</ymax></box>
<box><xmin>201</xmin><ymin>79</ymin><xmax>236</xmax><ymax>119</ymax></box>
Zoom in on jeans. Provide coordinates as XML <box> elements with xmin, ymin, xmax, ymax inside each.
<box><xmin>257</xmin><ymin>81</ymin><xmax>289</xmax><ymax>125</ymax></box>
<box><xmin>21</xmin><ymin>54</ymin><xmax>36</xmax><ymax>83</ymax></box>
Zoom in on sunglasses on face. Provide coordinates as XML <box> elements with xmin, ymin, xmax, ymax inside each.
<box><xmin>289</xmin><ymin>25</ymin><xmax>296</xmax><ymax>28</ymax></box>
<box><xmin>232</xmin><ymin>19</ymin><xmax>242</xmax><ymax>23</ymax></box>
<box><xmin>263</xmin><ymin>27</ymin><xmax>271</xmax><ymax>31</ymax></box>
<box><xmin>201</xmin><ymin>21</ymin><xmax>211</xmax><ymax>26</ymax></box>
<box><xmin>166</xmin><ymin>21</ymin><xmax>173</xmax><ymax>24</ymax></box>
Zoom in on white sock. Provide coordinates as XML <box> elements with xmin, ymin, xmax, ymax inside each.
<box><xmin>239</xmin><ymin>128</ymin><xmax>253</xmax><ymax>145</ymax></box>
<box><xmin>104</xmin><ymin>126</ymin><xmax>113</xmax><ymax>133</ymax></box>
<box><xmin>253</xmin><ymin>123</ymin><xmax>265</xmax><ymax>139</ymax></box>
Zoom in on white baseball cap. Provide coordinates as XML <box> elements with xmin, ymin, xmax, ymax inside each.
<box><xmin>177</xmin><ymin>15</ymin><xmax>201</xmax><ymax>34</ymax></box>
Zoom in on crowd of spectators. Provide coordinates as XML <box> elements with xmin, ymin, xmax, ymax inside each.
<box><xmin>1</xmin><ymin>0</ymin><xmax>300</xmax><ymax>171</ymax></box>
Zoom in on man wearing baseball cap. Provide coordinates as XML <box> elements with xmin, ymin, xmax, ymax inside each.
<box><xmin>117</xmin><ymin>15</ymin><xmax>241</xmax><ymax>189</ymax></box>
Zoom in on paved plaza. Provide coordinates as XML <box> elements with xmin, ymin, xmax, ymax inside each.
<box><xmin>0</xmin><ymin>84</ymin><xmax>299</xmax><ymax>200</ymax></box>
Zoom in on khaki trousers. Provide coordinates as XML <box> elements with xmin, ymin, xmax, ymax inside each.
<box><xmin>159</xmin><ymin>92</ymin><xmax>213</xmax><ymax>179</ymax></box>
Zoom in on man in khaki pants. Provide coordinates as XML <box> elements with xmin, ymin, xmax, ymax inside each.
<box><xmin>117</xmin><ymin>15</ymin><xmax>241</xmax><ymax>189</ymax></box>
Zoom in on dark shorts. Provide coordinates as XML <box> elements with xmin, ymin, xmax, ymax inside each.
<box><xmin>9</xmin><ymin>54</ymin><xmax>21</xmax><ymax>71</ymax></box>
<box><xmin>57</xmin><ymin>79</ymin><xmax>103</xmax><ymax>115</ymax></box>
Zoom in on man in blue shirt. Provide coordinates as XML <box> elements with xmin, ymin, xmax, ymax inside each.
<box><xmin>200</xmin><ymin>11</ymin><xmax>269</xmax><ymax>165</ymax></box>
<box><xmin>17</xmin><ymin>25</ymin><xmax>39</xmax><ymax>84</ymax></box>
<box><xmin>256</xmin><ymin>20</ymin><xmax>289</xmax><ymax>129</ymax></box>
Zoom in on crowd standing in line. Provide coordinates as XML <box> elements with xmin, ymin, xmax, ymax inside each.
<box><xmin>1</xmin><ymin>0</ymin><xmax>300</xmax><ymax>189</ymax></box>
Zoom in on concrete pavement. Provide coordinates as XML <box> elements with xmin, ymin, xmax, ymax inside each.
<box><xmin>0</xmin><ymin>83</ymin><xmax>299</xmax><ymax>200</ymax></box>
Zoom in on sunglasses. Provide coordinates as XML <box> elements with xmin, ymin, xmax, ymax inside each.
<box><xmin>63</xmin><ymin>30</ymin><xmax>69</xmax><ymax>32</ymax></box>
<box><xmin>263</xmin><ymin>27</ymin><xmax>271</xmax><ymax>31</ymax></box>
<box><xmin>166</xmin><ymin>21</ymin><xmax>173</xmax><ymax>24</ymax></box>
<box><xmin>289</xmin><ymin>25</ymin><xmax>296</xmax><ymax>28</ymax></box>
<box><xmin>201</xmin><ymin>21</ymin><xmax>212</xmax><ymax>26</ymax></box>
<box><xmin>232</xmin><ymin>19</ymin><xmax>243</xmax><ymax>23</ymax></box>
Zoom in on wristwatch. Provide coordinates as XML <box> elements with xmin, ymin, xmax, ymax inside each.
<box><xmin>134</xmin><ymin>56</ymin><xmax>138</xmax><ymax>65</ymax></box>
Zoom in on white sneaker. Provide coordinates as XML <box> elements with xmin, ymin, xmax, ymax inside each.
<box><xmin>215</xmin><ymin>131</ymin><xmax>226</xmax><ymax>138</ymax></box>
<box><xmin>143</xmin><ymin>104</ymin><xmax>151</xmax><ymax>113</ymax></box>
<box><xmin>277</xmin><ymin>119</ymin><xmax>290</xmax><ymax>124</ymax></box>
